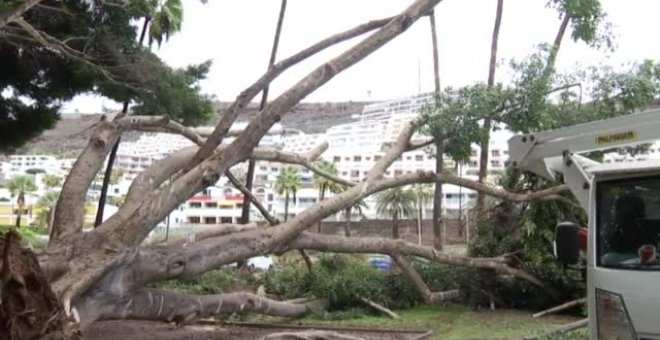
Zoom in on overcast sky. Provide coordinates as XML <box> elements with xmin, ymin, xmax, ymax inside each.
<box><xmin>63</xmin><ymin>0</ymin><xmax>660</xmax><ymax>120</ymax></box>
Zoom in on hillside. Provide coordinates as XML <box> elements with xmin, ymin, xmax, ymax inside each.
<box><xmin>17</xmin><ymin>101</ymin><xmax>369</xmax><ymax>157</ymax></box>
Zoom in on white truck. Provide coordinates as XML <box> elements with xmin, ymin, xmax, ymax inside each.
<box><xmin>508</xmin><ymin>108</ymin><xmax>660</xmax><ymax>340</ymax></box>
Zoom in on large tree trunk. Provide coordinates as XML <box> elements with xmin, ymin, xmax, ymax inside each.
<box><xmin>9</xmin><ymin>0</ymin><xmax>571</xmax><ymax>333</ymax></box>
<box><xmin>475</xmin><ymin>0</ymin><xmax>504</xmax><ymax>231</ymax></box>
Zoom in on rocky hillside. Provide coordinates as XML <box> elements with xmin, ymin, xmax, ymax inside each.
<box><xmin>17</xmin><ymin>101</ymin><xmax>369</xmax><ymax>157</ymax></box>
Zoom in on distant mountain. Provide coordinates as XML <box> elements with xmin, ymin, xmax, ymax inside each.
<box><xmin>16</xmin><ymin>101</ymin><xmax>370</xmax><ymax>157</ymax></box>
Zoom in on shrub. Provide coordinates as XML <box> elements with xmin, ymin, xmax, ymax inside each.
<box><xmin>263</xmin><ymin>263</ymin><xmax>314</xmax><ymax>299</ymax></box>
<box><xmin>310</xmin><ymin>254</ymin><xmax>389</xmax><ymax>310</ymax></box>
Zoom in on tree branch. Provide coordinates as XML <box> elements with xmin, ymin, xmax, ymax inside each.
<box><xmin>14</xmin><ymin>18</ymin><xmax>131</xmax><ymax>88</ymax></box>
<box><xmin>101</xmin><ymin>0</ymin><xmax>441</xmax><ymax>246</ymax></box>
<box><xmin>0</xmin><ymin>0</ymin><xmax>42</xmax><ymax>29</ymax></box>
<box><xmin>252</xmin><ymin>145</ymin><xmax>356</xmax><ymax>187</ymax></box>
<box><xmin>391</xmin><ymin>253</ymin><xmax>459</xmax><ymax>304</ymax></box>
<box><xmin>50</xmin><ymin>119</ymin><xmax>121</xmax><ymax>244</ymax></box>
<box><xmin>289</xmin><ymin>232</ymin><xmax>546</xmax><ymax>287</ymax></box>
<box><xmin>91</xmin><ymin>288</ymin><xmax>325</xmax><ymax>323</ymax></box>
<box><xmin>225</xmin><ymin>170</ymin><xmax>278</xmax><ymax>225</ymax></box>
<box><xmin>187</xmin><ymin>15</ymin><xmax>397</xmax><ymax>169</ymax></box>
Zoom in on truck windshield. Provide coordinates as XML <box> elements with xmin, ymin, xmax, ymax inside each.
<box><xmin>597</xmin><ymin>175</ymin><xmax>660</xmax><ymax>270</ymax></box>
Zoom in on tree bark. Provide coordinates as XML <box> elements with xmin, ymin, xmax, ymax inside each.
<box><xmin>475</xmin><ymin>0</ymin><xmax>504</xmax><ymax>229</ymax></box>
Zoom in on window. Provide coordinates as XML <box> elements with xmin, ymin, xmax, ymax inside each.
<box><xmin>415</xmin><ymin>155</ymin><xmax>424</xmax><ymax>161</ymax></box>
<box><xmin>471</xmin><ymin>150</ymin><xmax>477</xmax><ymax>157</ymax></box>
<box><xmin>219</xmin><ymin>204</ymin><xmax>233</xmax><ymax>209</ymax></box>
<box><xmin>490</xmin><ymin>160</ymin><xmax>501</xmax><ymax>167</ymax></box>
<box><xmin>189</xmin><ymin>202</ymin><xmax>202</xmax><ymax>208</ymax></box>
<box><xmin>597</xmin><ymin>176</ymin><xmax>660</xmax><ymax>271</ymax></box>
<box><xmin>220</xmin><ymin>217</ymin><xmax>233</xmax><ymax>223</ymax></box>
<box><xmin>333</xmin><ymin>156</ymin><xmax>341</xmax><ymax>162</ymax></box>
<box><xmin>491</xmin><ymin>150</ymin><xmax>500</xmax><ymax>157</ymax></box>
<box><xmin>259</xmin><ymin>166</ymin><xmax>267</xmax><ymax>171</ymax></box>
<box><xmin>188</xmin><ymin>216</ymin><xmax>201</xmax><ymax>223</ymax></box>
<box><xmin>394</xmin><ymin>170</ymin><xmax>403</xmax><ymax>176</ymax></box>
<box><xmin>203</xmin><ymin>217</ymin><xmax>217</xmax><ymax>224</ymax></box>
<box><xmin>406</xmin><ymin>156</ymin><xmax>412</xmax><ymax>160</ymax></box>
<box><xmin>350</xmin><ymin>170</ymin><xmax>360</xmax><ymax>177</ymax></box>
<box><xmin>353</xmin><ymin>156</ymin><xmax>362</xmax><ymax>162</ymax></box>
<box><xmin>470</xmin><ymin>161</ymin><xmax>478</xmax><ymax>167</ymax></box>
<box><xmin>205</xmin><ymin>202</ymin><xmax>216</xmax><ymax>208</ymax></box>
<box><xmin>267</xmin><ymin>194</ymin><xmax>274</xmax><ymax>201</ymax></box>
<box><xmin>342</xmin><ymin>171</ymin><xmax>348</xmax><ymax>176</ymax></box>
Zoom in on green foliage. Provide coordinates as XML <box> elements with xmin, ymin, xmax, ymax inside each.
<box><xmin>146</xmin><ymin>0</ymin><xmax>184</xmax><ymax>48</ymax></box>
<box><xmin>465</xmin><ymin>168</ymin><xmax>587</xmax><ymax>310</ymax></box>
<box><xmin>0</xmin><ymin>225</ymin><xmax>47</xmax><ymax>249</ymax></box>
<box><xmin>153</xmin><ymin>268</ymin><xmax>255</xmax><ymax>295</ymax></box>
<box><xmin>313</xmin><ymin>160</ymin><xmax>343</xmax><ymax>200</ymax></box>
<box><xmin>263</xmin><ymin>264</ymin><xmax>314</xmax><ymax>299</ymax></box>
<box><xmin>375</xmin><ymin>186</ymin><xmax>416</xmax><ymax>220</ymax></box>
<box><xmin>0</xmin><ymin>0</ymin><xmax>212</xmax><ymax>152</ymax></box>
<box><xmin>132</xmin><ymin>61</ymin><xmax>215</xmax><ymax>126</ymax></box>
<box><xmin>42</xmin><ymin>174</ymin><xmax>62</xmax><ymax>189</ymax></box>
<box><xmin>274</xmin><ymin>166</ymin><xmax>302</xmax><ymax>219</ymax></box>
<box><xmin>7</xmin><ymin>175</ymin><xmax>37</xmax><ymax>197</ymax></box>
<box><xmin>34</xmin><ymin>191</ymin><xmax>60</xmax><ymax>232</ymax></box>
<box><xmin>546</xmin><ymin>0</ymin><xmax>613</xmax><ymax>50</ymax></box>
<box><xmin>310</xmin><ymin>254</ymin><xmax>389</xmax><ymax>310</ymax></box>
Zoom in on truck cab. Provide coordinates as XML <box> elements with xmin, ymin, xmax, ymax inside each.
<box><xmin>509</xmin><ymin>108</ymin><xmax>660</xmax><ymax>339</ymax></box>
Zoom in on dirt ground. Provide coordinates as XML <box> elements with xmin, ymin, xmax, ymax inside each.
<box><xmin>83</xmin><ymin>320</ymin><xmax>431</xmax><ymax>340</ymax></box>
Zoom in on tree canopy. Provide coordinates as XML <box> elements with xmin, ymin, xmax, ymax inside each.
<box><xmin>0</xmin><ymin>0</ymin><xmax>214</xmax><ymax>152</ymax></box>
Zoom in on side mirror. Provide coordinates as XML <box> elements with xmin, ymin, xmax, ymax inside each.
<box><xmin>555</xmin><ymin>222</ymin><xmax>580</xmax><ymax>265</ymax></box>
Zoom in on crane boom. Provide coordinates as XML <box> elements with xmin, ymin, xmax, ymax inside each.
<box><xmin>508</xmin><ymin>107</ymin><xmax>660</xmax><ymax>179</ymax></box>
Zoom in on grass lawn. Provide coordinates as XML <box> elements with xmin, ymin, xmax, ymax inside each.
<box><xmin>295</xmin><ymin>304</ymin><xmax>585</xmax><ymax>340</ymax></box>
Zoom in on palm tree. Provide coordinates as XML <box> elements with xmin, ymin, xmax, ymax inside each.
<box><xmin>313</xmin><ymin>160</ymin><xmax>342</xmax><ymax>233</ymax></box>
<box><xmin>412</xmin><ymin>184</ymin><xmax>434</xmax><ymax>245</ymax></box>
<box><xmin>7</xmin><ymin>175</ymin><xmax>37</xmax><ymax>228</ymax></box>
<box><xmin>147</xmin><ymin>0</ymin><xmax>184</xmax><ymax>48</ymax></box>
<box><xmin>343</xmin><ymin>198</ymin><xmax>368</xmax><ymax>237</ymax></box>
<box><xmin>376</xmin><ymin>187</ymin><xmax>416</xmax><ymax>239</ymax></box>
<box><xmin>35</xmin><ymin>191</ymin><xmax>59</xmax><ymax>233</ymax></box>
<box><xmin>42</xmin><ymin>174</ymin><xmax>62</xmax><ymax>189</ymax></box>
<box><xmin>274</xmin><ymin>166</ymin><xmax>301</xmax><ymax>222</ymax></box>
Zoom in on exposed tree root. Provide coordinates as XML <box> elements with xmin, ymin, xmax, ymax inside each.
<box><xmin>0</xmin><ymin>231</ymin><xmax>81</xmax><ymax>340</ymax></box>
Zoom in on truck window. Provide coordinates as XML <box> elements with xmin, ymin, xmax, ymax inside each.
<box><xmin>597</xmin><ymin>175</ymin><xmax>660</xmax><ymax>270</ymax></box>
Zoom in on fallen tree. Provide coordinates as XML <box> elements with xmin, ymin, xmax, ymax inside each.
<box><xmin>0</xmin><ymin>0</ymin><xmax>572</xmax><ymax>336</ymax></box>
